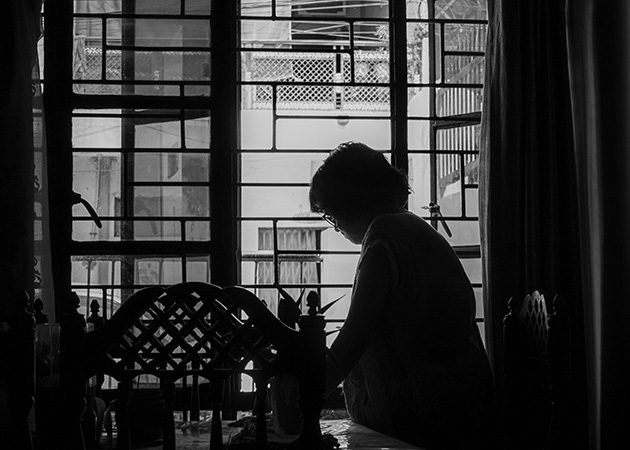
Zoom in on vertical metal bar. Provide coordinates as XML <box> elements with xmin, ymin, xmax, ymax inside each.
<box><xmin>349</xmin><ymin>21</ymin><xmax>356</xmax><ymax>83</ymax></box>
<box><xmin>273</xmin><ymin>219</ymin><xmax>280</xmax><ymax>285</ymax></box>
<box><xmin>428</xmin><ymin>1</ymin><xmax>438</xmax><ymax>229</ymax></box>
<box><xmin>121</xmin><ymin>0</ymin><xmax>136</xmax><ymax>302</ymax></box>
<box><xmin>110</xmin><ymin>262</ymin><xmax>116</xmax><ymax>315</ymax></box>
<box><xmin>391</xmin><ymin>0</ymin><xmax>409</xmax><ymax>179</ymax></box>
<box><xmin>101</xmin><ymin>287</ymin><xmax>107</xmax><ymax>320</ymax></box>
<box><xmin>101</xmin><ymin>16</ymin><xmax>107</xmax><ymax>81</ymax></box>
<box><xmin>440</xmin><ymin>22</ymin><xmax>446</xmax><ymax>83</ymax></box>
<box><xmin>460</xmin><ymin>152</ymin><xmax>467</xmax><ymax>217</ymax></box>
<box><xmin>45</xmin><ymin>0</ymin><xmax>75</xmax><ymax>319</ymax></box>
<box><xmin>271</xmin><ymin>84</ymin><xmax>278</xmax><ymax>150</ymax></box>
<box><xmin>210</xmin><ymin>0</ymin><xmax>238</xmax><ymax>287</ymax></box>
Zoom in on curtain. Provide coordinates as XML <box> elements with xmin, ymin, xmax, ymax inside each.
<box><xmin>566</xmin><ymin>1</ymin><xmax>630</xmax><ymax>449</ymax></box>
<box><xmin>1</xmin><ymin>1</ymin><xmax>47</xmax><ymax>447</ymax></box>
<box><xmin>480</xmin><ymin>0</ymin><xmax>588</xmax><ymax>447</ymax></box>
<box><xmin>0</xmin><ymin>1</ymin><xmax>43</xmax><ymax>306</ymax></box>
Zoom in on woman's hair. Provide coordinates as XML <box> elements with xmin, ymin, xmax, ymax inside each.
<box><xmin>309</xmin><ymin>141</ymin><xmax>410</xmax><ymax>219</ymax></box>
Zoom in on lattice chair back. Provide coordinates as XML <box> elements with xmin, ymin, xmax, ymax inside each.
<box><xmin>59</xmin><ymin>282</ymin><xmax>327</xmax><ymax>450</ymax></box>
<box><xmin>503</xmin><ymin>290</ymin><xmax>551</xmax><ymax>449</ymax></box>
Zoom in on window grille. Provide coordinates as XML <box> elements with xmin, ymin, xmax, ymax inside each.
<box><xmin>44</xmin><ymin>0</ymin><xmax>488</xmax><ymax>391</ymax></box>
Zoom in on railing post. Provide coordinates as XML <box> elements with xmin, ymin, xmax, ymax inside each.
<box><xmin>253</xmin><ymin>373</ymin><xmax>269</xmax><ymax>449</ymax></box>
<box><xmin>59</xmin><ymin>291</ymin><xmax>89</xmax><ymax>450</ymax></box>
<box><xmin>296</xmin><ymin>291</ymin><xmax>326</xmax><ymax>450</ymax></box>
<box><xmin>115</xmin><ymin>380</ymin><xmax>132</xmax><ymax>450</ymax></box>
<box><xmin>162</xmin><ymin>380</ymin><xmax>176</xmax><ymax>450</ymax></box>
<box><xmin>209</xmin><ymin>375</ymin><xmax>224</xmax><ymax>450</ymax></box>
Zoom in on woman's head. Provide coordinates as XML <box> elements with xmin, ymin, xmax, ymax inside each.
<box><xmin>309</xmin><ymin>141</ymin><xmax>410</xmax><ymax>223</ymax></box>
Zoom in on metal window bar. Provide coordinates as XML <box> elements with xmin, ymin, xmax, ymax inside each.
<box><xmin>59</xmin><ymin>0</ymin><xmax>488</xmax><ymax>339</ymax></box>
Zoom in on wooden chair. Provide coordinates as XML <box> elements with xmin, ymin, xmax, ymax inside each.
<box><xmin>503</xmin><ymin>291</ymin><xmax>571</xmax><ymax>450</ymax></box>
<box><xmin>57</xmin><ymin>282</ymin><xmax>328</xmax><ymax>450</ymax></box>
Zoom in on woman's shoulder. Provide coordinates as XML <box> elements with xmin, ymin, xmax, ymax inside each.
<box><xmin>367</xmin><ymin>211</ymin><xmax>431</xmax><ymax>238</ymax></box>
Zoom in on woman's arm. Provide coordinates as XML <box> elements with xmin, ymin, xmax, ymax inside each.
<box><xmin>325</xmin><ymin>241</ymin><xmax>394</xmax><ymax>396</ymax></box>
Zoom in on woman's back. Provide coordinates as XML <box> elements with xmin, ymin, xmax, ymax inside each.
<box><xmin>343</xmin><ymin>211</ymin><xmax>497</xmax><ymax>449</ymax></box>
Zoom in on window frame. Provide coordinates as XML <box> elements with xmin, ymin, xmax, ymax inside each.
<box><xmin>43</xmin><ymin>0</ymin><xmax>486</xmax><ymax>335</ymax></box>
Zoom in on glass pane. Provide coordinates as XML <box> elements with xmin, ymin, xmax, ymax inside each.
<box><xmin>407</xmin><ymin>153</ymin><xmax>432</xmax><ymax>211</ymax></box>
<box><xmin>242</xmin><ymin>52</ymin><xmax>336</xmax><ymax>83</ymax></box>
<box><xmin>73</xmin><ymin>114</ymin><xmax>121</xmax><ymax>148</ymax></box>
<box><xmin>461</xmin><ymin>258</ymin><xmax>482</xmax><ymax>284</ymax></box>
<box><xmin>436</xmin><ymin>0</ymin><xmax>487</xmax><ymax>20</ymax></box>
<box><xmin>436</xmin><ymin>124</ymin><xmax>481</xmax><ymax>151</ymax></box>
<box><xmin>240</xmin><ymin>0</ymin><xmax>293</xmax><ymax>17</ymax></box>
<box><xmin>241</xmin><ymin>186</ymin><xmax>310</xmax><ymax>218</ymax></box>
<box><xmin>241</xmin><ymin>104</ymin><xmax>273</xmax><ymax>149</ymax></box>
<box><xmin>71</xmin><ymin>219</ymin><xmax>210</xmax><ymax>242</ymax></box>
<box><xmin>134</xmin><ymin>153</ymin><xmax>209</xmax><ymax>182</ymax></box>
<box><xmin>241</xmin><ymin>153</ymin><xmax>326</xmax><ymax>183</ymax></box>
<box><xmin>288</xmin><ymin>1</ymin><xmax>389</xmax><ymax>19</ymax></box>
<box><xmin>74</xmin><ymin>0</ymin><xmax>210</xmax><ymax>15</ymax></box>
<box><xmin>436</xmin><ymin>88</ymin><xmax>483</xmax><ymax>117</ymax></box>
<box><xmin>407</xmin><ymin>22</ymin><xmax>429</xmax><ymax>83</ymax></box>
<box><xmin>473</xmin><ymin>286</ymin><xmax>484</xmax><ymax>320</ymax></box>
<box><xmin>444</xmin><ymin>23</ymin><xmax>487</xmax><ymax>52</ymax></box>
<box><xmin>133</xmin><ymin>186</ymin><xmax>210</xmax><ymax>217</ymax></box>
<box><xmin>107</xmin><ymin>19</ymin><xmax>210</xmax><ymax>47</ymax></box>
<box><xmin>407</xmin><ymin>0</ymin><xmax>429</xmax><ymax>19</ymax></box>
<box><xmin>276</xmin><ymin>118</ymin><xmax>390</xmax><ymax>150</ymax></box>
<box><xmin>408</xmin><ymin>118</ymin><xmax>431</xmax><ymax>150</ymax></box>
<box><xmin>73</xmin><ymin>110</ymin><xmax>210</xmax><ymax>148</ymax></box>
<box><xmin>71</xmin><ymin>254</ymin><xmax>210</xmax><ymax>307</ymax></box>
<box><xmin>353</xmin><ymin>22</ymin><xmax>389</xmax><ymax>53</ymax></box>
<box><xmin>465</xmin><ymin>186</ymin><xmax>479</xmax><ymax>217</ymax></box>
<box><xmin>439</xmin><ymin>219</ymin><xmax>480</xmax><ymax>246</ymax></box>
<box><xmin>445</xmin><ymin>56</ymin><xmax>485</xmax><ymax>84</ymax></box>
<box><xmin>241</xmin><ymin>20</ymin><xmax>350</xmax><ymax>49</ymax></box>
<box><xmin>185</xmin><ymin>1</ymin><xmax>212</xmax><ymax>15</ymax></box>
<box><xmin>73</xmin><ymin>152</ymin><xmax>121</xmax><ymax>212</ymax></box>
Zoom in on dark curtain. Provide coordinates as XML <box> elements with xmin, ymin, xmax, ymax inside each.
<box><xmin>0</xmin><ymin>1</ymin><xmax>45</xmax><ymax>448</ymax></box>
<box><xmin>566</xmin><ymin>1</ymin><xmax>630</xmax><ymax>449</ymax></box>
<box><xmin>480</xmin><ymin>0</ymin><xmax>588</xmax><ymax>447</ymax></box>
<box><xmin>0</xmin><ymin>2</ymin><xmax>42</xmax><ymax>303</ymax></box>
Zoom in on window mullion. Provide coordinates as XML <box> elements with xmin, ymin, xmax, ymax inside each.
<box><xmin>428</xmin><ymin>1</ymin><xmax>439</xmax><ymax>231</ymax></box>
<box><xmin>210</xmin><ymin>0</ymin><xmax>239</xmax><ymax>287</ymax></box>
<box><xmin>391</xmin><ymin>0</ymin><xmax>409</xmax><ymax>178</ymax></box>
<box><xmin>44</xmin><ymin>0</ymin><xmax>75</xmax><ymax>319</ymax></box>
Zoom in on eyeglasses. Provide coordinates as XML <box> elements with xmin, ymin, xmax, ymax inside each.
<box><xmin>321</xmin><ymin>213</ymin><xmax>339</xmax><ymax>231</ymax></box>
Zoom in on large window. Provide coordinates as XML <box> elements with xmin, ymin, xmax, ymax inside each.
<box><xmin>45</xmin><ymin>0</ymin><xmax>487</xmax><ymax>340</ymax></box>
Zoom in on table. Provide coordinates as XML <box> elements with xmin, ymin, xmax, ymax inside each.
<box><xmin>139</xmin><ymin>419</ymin><xmax>424</xmax><ymax>450</ymax></box>
<box><xmin>321</xmin><ymin>419</ymin><xmax>424</xmax><ymax>449</ymax></box>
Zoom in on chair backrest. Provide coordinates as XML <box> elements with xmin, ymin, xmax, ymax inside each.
<box><xmin>503</xmin><ymin>290</ymin><xmax>571</xmax><ymax>450</ymax></box>
<box><xmin>58</xmin><ymin>282</ymin><xmax>327</xmax><ymax>450</ymax></box>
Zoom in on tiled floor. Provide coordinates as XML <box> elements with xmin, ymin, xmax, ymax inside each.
<box><xmin>135</xmin><ymin>419</ymin><xmax>422</xmax><ymax>450</ymax></box>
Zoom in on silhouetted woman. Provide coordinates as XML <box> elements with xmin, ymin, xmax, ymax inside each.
<box><xmin>310</xmin><ymin>141</ymin><xmax>498</xmax><ymax>449</ymax></box>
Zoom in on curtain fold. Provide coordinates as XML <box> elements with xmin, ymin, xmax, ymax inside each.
<box><xmin>0</xmin><ymin>1</ymin><xmax>42</xmax><ymax>304</ymax></box>
<box><xmin>480</xmin><ymin>0</ymin><xmax>588</xmax><ymax>447</ymax></box>
<box><xmin>566</xmin><ymin>1</ymin><xmax>630</xmax><ymax>449</ymax></box>
<box><xmin>0</xmin><ymin>1</ymin><xmax>47</xmax><ymax>448</ymax></box>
